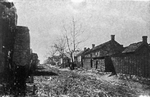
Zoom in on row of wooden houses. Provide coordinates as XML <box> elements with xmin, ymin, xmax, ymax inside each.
<box><xmin>75</xmin><ymin>35</ymin><xmax>150</xmax><ymax>78</ymax></box>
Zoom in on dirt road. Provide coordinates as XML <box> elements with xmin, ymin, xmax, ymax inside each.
<box><xmin>32</xmin><ymin>64</ymin><xmax>150</xmax><ymax>97</ymax></box>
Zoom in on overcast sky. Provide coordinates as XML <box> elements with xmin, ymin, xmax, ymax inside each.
<box><xmin>11</xmin><ymin>0</ymin><xmax>150</xmax><ymax>63</ymax></box>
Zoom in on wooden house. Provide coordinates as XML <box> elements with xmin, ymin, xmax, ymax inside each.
<box><xmin>83</xmin><ymin>35</ymin><xmax>124</xmax><ymax>72</ymax></box>
<box><xmin>60</xmin><ymin>53</ymin><xmax>71</xmax><ymax>68</ymax></box>
<box><xmin>82</xmin><ymin>45</ymin><xmax>96</xmax><ymax>69</ymax></box>
<box><xmin>75</xmin><ymin>48</ymin><xmax>90</xmax><ymax>68</ymax></box>
<box><xmin>112</xmin><ymin>36</ymin><xmax>150</xmax><ymax>78</ymax></box>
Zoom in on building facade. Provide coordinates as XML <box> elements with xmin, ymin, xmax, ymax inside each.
<box><xmin>112</xmin><ymin>36</ymin><xmax>150</xmax><ymax>78</ymax></box>
<box><xmin>75</xmin><ymin>48</ymin><xmax>90</xmax><ymax>68</ymax></box>
<box><xmin>83</xmin><ymin>35</ymin><xmax>124</xmax><ymax>72</ymax></box>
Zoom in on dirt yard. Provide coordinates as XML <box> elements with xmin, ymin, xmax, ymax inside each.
<box><xmin>33</xmin><ymin>64</ymin><xmax>150</xmax><ymax>97</ymax></box>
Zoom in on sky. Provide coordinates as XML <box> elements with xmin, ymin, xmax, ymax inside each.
<box><xmin>10</xmin><ymin>0</ymin><xmax>150</xmax><ymax>63</ymax></box>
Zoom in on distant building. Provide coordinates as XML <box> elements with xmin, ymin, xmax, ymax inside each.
<box><xmin>75</xmin><ymin>48</ymin><xmax>90</xmax><ymax>68</ymax></box>
<box><xmin>112</xmin><ymin>36</ymin><xmax>150</xmax><ymax>78</ymax></box>
<box><xmin>83</xmin><ymin>35</ymin><xmax>124</xmax><ymax>72</ymax></box>
<box><xmin>60</xmin><ymin>53</ymin><xmax>71</xmax><ymax>68</ymax></box>
<box><xmin>46</xmin><ymin>55</ymin><xmax>60</xmax><ymax>65</ymax></box>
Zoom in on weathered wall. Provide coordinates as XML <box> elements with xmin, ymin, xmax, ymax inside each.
<box><xmin>0</xmin><ymin>53</ymin><xmax>4</xmax><ymax>73</ymax></box>
<box><xmin>0</xmin><ymin>2</ymin><xmax>17</xmax><ymax>73</ymax></box>
<box><xmin>13</xmin><ymin>26</ymin><xmax>30</xmax><ymax>66</ymax></box>
<box><xmin>112</xmin><ymin>53</ymin><xmax>150</xmax><ymax>78</ymax></box>
<box><xmin>0</xmin><ymin>4</ymin><xmax>3</xmax><ymax>73</ymax></box>
<box><xmin>83</xmin><ymin>39</ymin><xmax>124</xmax><ymax>71</ymax></box>
<box><xmin>83</xmin><ymin>58</ymin><xmax>91</xmax><ymax>70</ymax></box>
<box><xmin>92</xmin><ymin>59</ymin><xmax>105</xmax><ymax>71</ymax></box>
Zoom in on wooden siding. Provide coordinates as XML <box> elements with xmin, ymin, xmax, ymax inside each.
<box><xmin>112</xmin><ymin>54</ymin><xmax>150</xmax><ymax>78</ymax></box>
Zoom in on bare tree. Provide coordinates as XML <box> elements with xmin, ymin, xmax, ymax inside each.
<box><xmin>50</xmin><ymin>17</ymin><xmax>87</xmax><ymax>63</ymax></box>
<box><xmin>45</xmin><ymin>45</ymin><xmax>56</xmax><ymax>58</ymax></box>
<box><xmin>62</xmin><ymin>17</ymin><xmax>86</xmax><ymax>62</ymax></box>
<box><xmin>53</xmin><ymin>36</ymin><xmax>66</xmax><ymax>55</ymax></box>
<box><xmin>45</xmin><ymin>36</ymin><xmax>66</xmax><ymax>57</ymax></box>
<box><xmin>44</xmin><ymin>37</ymin><xmax>66</xmax><ymax>65</ymax></box>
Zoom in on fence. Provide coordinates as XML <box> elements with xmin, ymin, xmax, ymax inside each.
<box><xmin>112</xmin><ymin>54</ymin><xmax>150</xmax><ymax>78</ymax></box>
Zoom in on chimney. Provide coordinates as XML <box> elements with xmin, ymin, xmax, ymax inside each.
<box><xmin>92</xmin><ymin>44</ymin><xmax>95</xmax><ymax>48</ymax></box>
<box><xmin>111</xmin><ymin>35</ymin><xmax>115</xmax><ymax>41</ymax></box>
<box><xmin>84</xmin><ymin>47</ymin><xmax>86</xmax><ymax>51</ymax></box>
<box><xmin>142</xmin><ymin>36</ymin><xmax>147</xmax><ymax>43</ymax></box>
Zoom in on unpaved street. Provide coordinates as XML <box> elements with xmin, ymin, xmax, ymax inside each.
<box><xmin>33</xmin><ymin>65</ymin><xmax>150</xmax><ymax>97</ymax></box>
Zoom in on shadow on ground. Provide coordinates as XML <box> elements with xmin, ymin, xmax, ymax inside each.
<box><xmin>34</xmin><ymin>71</ymin><xmax>58</xmax><ymax>76</ymax></box>
<box><xmin>34</xmin><ymin>66</ymin><xmax>58</xmax><ymax>76</ymax></box>
<box><xmin>36</xmin><ymin>66</ymin><xmax>45</xmax><ymax>70</ymax></box>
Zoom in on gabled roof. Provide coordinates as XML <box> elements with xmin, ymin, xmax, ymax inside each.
<box><xmin>49</xmin><ymin>55</ymin><xmax>61</xmax><ymax>59</ymax></box>
<box><xmin>76</xmin><ymin>51</ymin><xmax>84</xmax><ymax>57</ymax></box>
<box><xmin>76</xmin><ymin>48</ymin><xmax>90</xmax><ymax>57</ymax></box>
<box><xmin>122</xmin><ymin>42</ymin><xmax>143</xmax><ymax>53</ymax></box>
<box><xmin>92</xmin><ymin>40</ymin><xmax>118</xmax><ymax>51</ymax></box>
<box><xmin>63</xmin><ymin>53</ymin><xmax>71</xmax><ymax>59</ymax></box>
<box><xmin>84</xmin><ymin>40</ymin><xmax>123</xmax><ymax>55</ymax></box>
